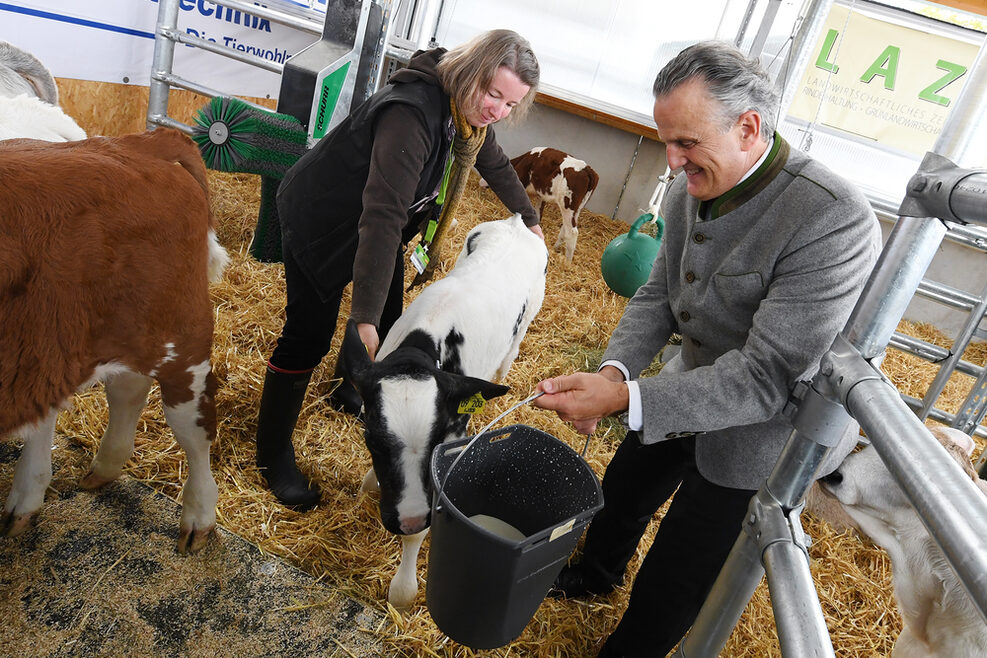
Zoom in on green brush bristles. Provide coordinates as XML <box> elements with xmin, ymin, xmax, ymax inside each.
<box><xmin>191</xmin><ymin>96</ymin><xmax>308</xmax><ymax>177</ymax></box>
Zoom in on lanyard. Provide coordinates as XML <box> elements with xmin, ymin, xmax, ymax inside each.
<box><xmin>423</xmin><ymin>139</ymin><xmax>455</xmax><ymax>245</ymax></box>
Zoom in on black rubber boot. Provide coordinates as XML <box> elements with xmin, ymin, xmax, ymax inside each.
<box><xmin>328</xmin><ymin>359</ymin><xmax>364</xmax><ymax>418</ymax></box>
<box><xmin>255</xmin><ymin>366</ymin><xmax>320</xmax><ymax>509</ymax></box>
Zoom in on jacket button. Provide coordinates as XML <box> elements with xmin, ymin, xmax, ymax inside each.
<box><xmin>685</xmin><ymin>271</ymin><xmax>696</xmax><ymax>283</ymax></box>
<box><xmin>680</xmin><ymin>310</ymin><xmax>690</xmax><ymax>322</ymax></box>
<box><xmin>693</xmin><ymin>233</ymin><xmax>705</xmax><ymax>243</ymax></box>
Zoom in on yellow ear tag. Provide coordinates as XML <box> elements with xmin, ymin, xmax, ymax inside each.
<box><xmin>458</xmin><ymin>392</ymin><xmax>486</xmax><ymax>414</ymax></box>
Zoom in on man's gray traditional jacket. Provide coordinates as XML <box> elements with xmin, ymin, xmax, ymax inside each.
<box><xmin>603</xmin><ymin>137</ymin><xmax>883</xmax><ymax>490</ymax></box>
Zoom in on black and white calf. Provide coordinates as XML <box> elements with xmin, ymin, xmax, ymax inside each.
<box><xmin>341</xmin><ymin>213</ymin><xmax>547</xmax><ymax>609</ymax></box>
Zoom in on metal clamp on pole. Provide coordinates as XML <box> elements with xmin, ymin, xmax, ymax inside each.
<box><xmin>745</xmin><ymin>490</ymin><xmax>836</xmax><ymax>657</ymax></box>
<box><xmin>744</xmin><ymin>490</ymin><xmax>809</xmax><ymax>560</ymax></box>
<box><xmin>768</xmin><ymin>370</ymin><xmax>856</xmax><ymax>509</ymax></box>
<box><xmin>819</xmin><ymin>334</ymin><xmax>893</xmax><ymax>411</ymax></box>
<box><xmin>898</xmin><ymin>152</ymin><xmax>987</xmax><ymax>226</ymax></box>
<box><xmin>785</xmin><ymin>378</ymin><xmax>851</xmax><ymax>449</ymax></box>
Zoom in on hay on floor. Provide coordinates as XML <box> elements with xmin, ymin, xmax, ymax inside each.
<box><xmin>10</xmin><ymin>85</ymin><xmax>987</xmax><ymax>656</ymax></box>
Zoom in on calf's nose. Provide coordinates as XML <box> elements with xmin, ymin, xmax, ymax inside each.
<box><xmin>820</xmin><ymin>471</ymin><xmax>843</xmax><ymax>486</ymax></box>
<box><xmin>400</xmin><ymin>516</ymin><xmax>427</xmax><ymax>534</ymax></box>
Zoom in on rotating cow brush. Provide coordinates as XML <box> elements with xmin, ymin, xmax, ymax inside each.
<box><xmin>191</xmin><ymin>96</ymin><xmax>309</xmax><ymax>262</ymax></box>
<box><xmin>191</xmin><ymin>96</ymin><xmax>307</xmax><ymax>177</ymax></box>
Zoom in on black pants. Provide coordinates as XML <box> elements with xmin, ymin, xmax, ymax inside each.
<box><xmin>581</xmin><ymin>433</ymin><xmax>756</xmax><ymax>658</ymax></box>
<box><xmin>269</xmin><ymin>246</ymin><xmax>405</xmax><ymax>372</ymax></box>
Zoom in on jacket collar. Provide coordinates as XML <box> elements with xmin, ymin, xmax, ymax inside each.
<box><xmin>701</xmin><ymin>134</ymin><xmax>789</xmax><ymax>220</ymax></box>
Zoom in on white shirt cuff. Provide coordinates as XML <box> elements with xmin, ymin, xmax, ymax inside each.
<box><xmin>599</xmin><ymin>360</ymin><xmax>642</xmax><ymax>431</ymax></box>
<box><xmin>600</xmin><ymin>360</ymin><xmax>630</xmax><ymax>381</ymax></box>
<box><xmin>624</xmin><ymin>380</ymin><xmax>643</xmax><ymax>431</ymax></box>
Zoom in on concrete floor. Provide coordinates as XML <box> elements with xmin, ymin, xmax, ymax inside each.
<box><xmin>0</xmin><ymin>441</ymin><xmax>386</xmax><ymax>658</ymax></box>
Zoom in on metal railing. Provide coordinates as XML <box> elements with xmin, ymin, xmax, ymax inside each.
<box><xmin>146</xmin><ymin>0</ymin><xmax>324</xmax><ymax>133</ymax></box>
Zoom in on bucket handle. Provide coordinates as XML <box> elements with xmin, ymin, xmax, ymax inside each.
<box><xmin>437</xmin><ymin>390</ymin><xmax>595</xmax><ymax>502</ymax></box>
<box><xmin>438</xmin><ymin>390</ymin><xmax>547</xmax><ymax>498</ymax></box>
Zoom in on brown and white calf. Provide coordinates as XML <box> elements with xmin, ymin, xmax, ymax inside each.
<box><xmin>341</xmin><ymin>213</ymin><xmax>547</xmax><ymax>609</ymax></box>
<box><xmin>0</xmin><ymin>128</ymin><xmax>229</xmax><ymax>553</ymax></box>
<box><xmin>485</xmin><ymin>147</ymin><xmax>599</xmax><ymax>264</ymax></box>
<box><xmin>816</xmin><ymin>427</ymin><xmax>987</xmax><ymax>657</ymax></box>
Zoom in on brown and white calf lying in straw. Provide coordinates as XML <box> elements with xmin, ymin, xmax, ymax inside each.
<box><xmin>482</xmin><ymin>147</ymin><xmax>598</xmax><ymax>264</ymax></box>
<box><xmin>0</xmin><ymin>40</ymin><xmax>86</xmax><ymax>141</ymax></box>
<box><xmin>0</xmin><ymin>129</ymin><xmax>229</xmax><ymax>553</ymax></box>
<box><xmin>341</xmin><ymin>213</ymin><xmax>547</xmax><ymax>609</ymax></box>
<box><xmin>815</xmin><ymin>426</ymin><xmax>987</xmax><ymax>657</ymax></box>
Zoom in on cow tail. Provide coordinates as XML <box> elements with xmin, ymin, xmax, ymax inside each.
<box><xmin>143</xmin><ymin>129</ymin><xmax>228</xmax><ymax>281</ymax></box>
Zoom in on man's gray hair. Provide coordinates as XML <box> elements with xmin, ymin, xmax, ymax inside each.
<box><xmin>652</xmin><ymin>40</ymin><xmax>780</xmax><ymax>139</ymax></box>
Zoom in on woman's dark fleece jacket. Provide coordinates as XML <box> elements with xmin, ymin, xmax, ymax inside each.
<box><xmin>276</xmin><ymin>47</ymin><xmax>538</xmax><ymax>327</ymax></box>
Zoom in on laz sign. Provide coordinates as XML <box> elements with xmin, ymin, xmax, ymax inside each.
<box><xmin>814</xmin><ymin>28</ymin><xmax>967</xmax><ymax>107</ymax></box>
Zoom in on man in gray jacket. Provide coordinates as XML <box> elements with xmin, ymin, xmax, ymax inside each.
<box><xmin>534</xmin><ymin>41</ymin><xmax>882</xmax><ymax>657</ymax></box>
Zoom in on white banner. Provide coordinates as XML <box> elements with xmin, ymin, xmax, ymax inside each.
<box><xmin>0</xmin><ymin>0</ymin><xmax>327</xmax><ymax>99</ymax></box>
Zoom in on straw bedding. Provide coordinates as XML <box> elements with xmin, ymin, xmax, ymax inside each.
<box><xmin>6</xmin><ymin>81</ymin><xmax>987</xmax><ymax>657</ymax></box>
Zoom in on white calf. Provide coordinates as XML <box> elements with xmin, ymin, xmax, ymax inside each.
<box><xmin>0</xmin><ymin>40</ymin><xmax>86</xmax><ymax>141</ymax></box>
<box><xmin>817</xmin><ymin>426</ymin><xmax>987</xmax><ymax>656</ymax></box>
<box><xmin>341</xmin><ymin>213</ymin><xmax>547</xmax><ymax>609</ymax></box>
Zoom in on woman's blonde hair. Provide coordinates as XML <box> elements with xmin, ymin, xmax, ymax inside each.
<box><xmin>437</xmin><ymin>29</ymin><xmax>539</xmax><ymax>124</ymax></box>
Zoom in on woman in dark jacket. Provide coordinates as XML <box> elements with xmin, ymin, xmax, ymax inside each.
<box><xmin>256</xmin><ymin>29</ymin><xmax>542</xmax><ymax>508</ymax></box>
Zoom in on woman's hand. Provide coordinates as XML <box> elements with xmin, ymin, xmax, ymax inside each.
<box><xmin>357</xmin><ymin>322</ymin><xmax>380</xmax><ymax>360</ymax></box>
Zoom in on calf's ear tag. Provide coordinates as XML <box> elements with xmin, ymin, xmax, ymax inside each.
<box><xmin>458</xmin><ymin>392</ymin><xmax>486</xmax><ymax>414</ymax></box>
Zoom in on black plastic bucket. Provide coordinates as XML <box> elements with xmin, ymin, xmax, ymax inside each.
<box><xmin>426</xmin><ymin>424</ymin><xmax>604</xmax><ymax>649</ymax></box>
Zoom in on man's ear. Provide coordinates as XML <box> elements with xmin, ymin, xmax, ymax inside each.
<box><xmin>737</xmin><ymin>110</ymin><xmax>762</xmax><ymax>148</ymax></box>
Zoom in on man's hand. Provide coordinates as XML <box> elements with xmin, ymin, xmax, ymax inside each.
<box><xmin>528</xmin><ymin>224</ymin><xmax>545</xmax><ymax>240</ymax></box>
<box><xmin>357</xmin><ymin>322</ymin><xmax>380</xmax><ymax>360</ymax></box>
<box><xmin>533</xmin><ymin>367</ymin><xmax>629</xmax><ymax>435</ymax></box>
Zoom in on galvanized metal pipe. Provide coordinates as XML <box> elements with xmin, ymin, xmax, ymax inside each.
<box><xmin>894</xmin><ymin>392</ymin><xmax>987</xmax><ymax>441</ymax></box>
<box><xmin>774</xmin><ymin>0</ymin><xmax>835</xmax><ymax>119</ymax></box>
<box><xmin>748</xmin><ymin>0</ymin><xmax>783</xmax><ymax>58</ymax></box>
<box><xmin>949</xmin><ymin>172</ymin><xmax>987</xmax><ymax>225</ymax></box>
<box><xmin>208</xmin><ymin>0</ymin><xmax>322</xmax><ymax>34</ymax></box>
<box><xmin>843</xmin><ymin>215</ymin><xmax>948</xmax><ymax>359</ymax></box>
<box><xmin>159</xmin><ymin>27</ymin><xmax>285</xmax><ymax>74</ymax></box>
<box><xmin>146</xmin><ymin>0</ymin><xmax>324</xmax><ymax>130</ymax></box>
<box><xmin>918</xmin><ymin>279</ymin><xmax>987</xmax><ymax>419</ymax></box>
<box><xmin>763</xmin><ymin>538</ymin><xmax>834</xmax><ymax>656</ymax></box>
<box><xmin>914</xmin><ymin>279</ymin><xmax>985</xmax><ymax>313</ymax></box>
<box><xmin>674</xmin><ymin>533</ymin><xmax>764</xmax><ymax>657</ymax></box>
<box><xmin>151</xmin><ymin>71</ymin><xmax>268</xmax><ymax>110</ymax></box>
<box><xmin>148</xmin><ymin>114</ymin><xmax>194</xmax><ymax>135</ymax></box>
<box><xmin>874</xmin><ymin>199</ymin><xmax>987</xmax><ymax>253</ymax></box>
<box><xmin>147</xmin><ymin>0</ymin><xmax>180</xmax><ymax>130</ymax></box>
<box><xmin>678</xmin><ymin>382</ymin><xmax>849</xmax><ymax>657</ymax></box>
